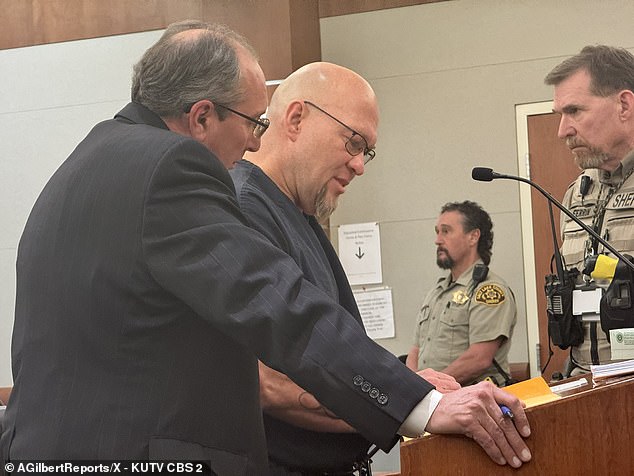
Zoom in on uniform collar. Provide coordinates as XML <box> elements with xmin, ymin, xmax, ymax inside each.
<box><xmin>439</xmin><ymin>259</ymin><xmax>484</xmax><ymax>290</ymax></box>
<box><xmin>599</xmin><ymin>149</ymin><xmax>634</xmax><ymax>187</ymax></box>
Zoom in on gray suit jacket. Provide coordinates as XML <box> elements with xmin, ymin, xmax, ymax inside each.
<box><xmin>1</xmin><ymin>103</ymin><xmax>433</xmax><ymax>475</ymax></box>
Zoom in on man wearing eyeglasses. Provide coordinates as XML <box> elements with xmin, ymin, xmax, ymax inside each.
<box><xmin>2</xmin><ymin>22</ymin><xmax>532</xmax><ymax>475</ymax></box>
<box><xmin>230</xmin><ymin>63</ymin><xmax>520</xmax><ymax>474</ymax></box>
<box><xmin>231</xmin><ymin>62</ymin><xmax>386</xmax><ymax>475</ymax></box>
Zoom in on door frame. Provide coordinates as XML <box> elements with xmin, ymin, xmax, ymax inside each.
<box><xmin>515</xmin><ymin>100</ymin><xmax>553</xmax><ymax>378</ymax></box>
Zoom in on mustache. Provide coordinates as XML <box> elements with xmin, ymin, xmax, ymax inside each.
<box><xmin>566</xmin><ymin>137</ymin><xmax>585</xmax><ymax>148</ymax></box>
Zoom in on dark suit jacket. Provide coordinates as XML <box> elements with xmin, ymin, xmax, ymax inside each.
<box><xmin>230</xmin><ymin>160</ymin><xmax>372</xmax><ymax>471</ymax></box>
<box><xmin>1</xmin><ymin>103</ymin><xmax>433</xmax><ymax>475</ymax></box>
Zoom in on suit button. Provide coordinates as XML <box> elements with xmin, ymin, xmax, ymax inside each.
<box><xmin>369</xmin><ymin>387</ymin><xmax>380</xmax><ymax>399</ymax></box>
<box><xmin>377</xmin><ymin>393</ymin><xmax>389</xmax><ymax>405</ymax></box>
<box><xmin>353</xmin><ymin>375</ymin><xmax>364</xmax><ymax>386</ymax></box>
<box><xmin>361</xmin><ymin>381</ymin><xmax>371</xmax><ymax>393</ymax></box>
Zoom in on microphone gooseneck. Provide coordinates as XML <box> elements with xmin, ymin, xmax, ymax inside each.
<box><xmin>471</xmin><ymin>166</ymin><xmax>634</xmax><ymax>272</ymax></box>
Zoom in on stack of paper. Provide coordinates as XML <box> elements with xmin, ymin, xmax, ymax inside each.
<box><xmin>591</xmin><ymin>358</ymin><xmax>634</xmax><ymax>380</ymax></box>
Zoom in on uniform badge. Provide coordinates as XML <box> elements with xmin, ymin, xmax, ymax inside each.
<box><xmin>475</xmin><ymin>284</ymin><xmax>506</xmax><ymax>305</ymax></box>
<box><xmin>452</xmin><ymin>290</ymin><xmax>470</xmax><ymax>305</ymax></box>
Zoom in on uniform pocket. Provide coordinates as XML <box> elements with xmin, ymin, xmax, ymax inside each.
<box><xmin>603</xmin><ymin>214</ymin><xmax>634</xmax><ymax>255</ymax></box>
<box><xmin>417</xmin><ymin>305</ymin><xmax>430</xmax><ymax>324</ymax></box>
<box><xmin>561</xmin><ymin>224</ymin><xmax>588</xmax><ymax>270</ymax></box>
<box><xmin>415</xmin><ymin>305</ymin><xmax>431</xmax><ymax>342</ymax></box>
<box><xmin>439</xmin><ymin>304</ymin><xmax>470</xmax><ymax>327</ymax></box>
<box><xmin>438</xmin><ymin>304</ymin><xmax>470</xmax><ymax>361</ymax></box>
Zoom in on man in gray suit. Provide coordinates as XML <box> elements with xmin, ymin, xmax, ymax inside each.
<box><xmin>1</xmin><ymin>20</ymin><xmax>531</xmax><ymax>474</ymax></box>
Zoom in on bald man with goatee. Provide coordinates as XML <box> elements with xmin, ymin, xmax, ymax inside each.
<box><xmin>230</xmin><ymin>62</ymin><xmax>460</xmax><ymax>475</ymax></box>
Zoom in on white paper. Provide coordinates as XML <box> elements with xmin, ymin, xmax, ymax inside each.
<box><xmin>338</xmin><ymin>222</ymin><xmax>382</xmax><ymax>285</ymax></box>
<box><xmin>353</xmin><ymin>288</ymin><xmax>394</xmax><ymax>340</ymax></box>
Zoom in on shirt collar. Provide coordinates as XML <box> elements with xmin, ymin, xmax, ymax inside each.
<box><xmin>439</xmin><ymin>259</ymin><xmax>485</xmax><ymax>290</ymax></box>
<box><xmin>599</xmin><ymin>149</ymin><xmax>634</xmax><ymax>186</ymax></box>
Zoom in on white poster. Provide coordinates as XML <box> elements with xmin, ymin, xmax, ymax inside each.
<box><xmin>353</xmin><ymin>288</ymin><xmax>395</xmax><ymax>340</ymax></box>
<box><xmin>338</xmin><ymin>222</ymin><xmax>382</xmax><ymax>285</ymax></box>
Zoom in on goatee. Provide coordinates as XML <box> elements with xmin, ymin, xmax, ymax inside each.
<box><xmin>314</xmin><ymin>185</ymin><xmax>337</xmax><ymax>222</ymax></box>
<box><xmin>436</xmin><ymin>251</ymin><xmax>454</xmax><ymax>270</ymax></box>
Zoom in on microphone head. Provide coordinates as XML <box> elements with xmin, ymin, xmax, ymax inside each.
<box><xmin>472</xmin><ymin>167</ymin><xmax>495</xmax><ymax>182</ymax></box>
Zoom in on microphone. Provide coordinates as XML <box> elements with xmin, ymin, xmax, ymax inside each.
<box><xmin>473</xmin><ymin>166</ymin><xmax>634</xmax><ymax>344</ymax></box>
<box><xmin>471</xmin><ymin>167</ymin><xmax>634</xmax><ymax>272</ymax></box>
<box><xmin>472</xmin><ymin>167</ymin><xmax>500</xmax><ymax>181</ymax></box>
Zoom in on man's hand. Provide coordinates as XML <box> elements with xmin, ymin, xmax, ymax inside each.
<box><xmin>426</xmin><ymin>381</ymin><xmax>531</xmax><ymax>468</ymax></box>
<box><xmin>416</xmin><ymin>368</ymin><xmax>461</xmax><ymax>393</ymax></box>
<box><xmin>258</xmin><ymin>362</ymin><xmax>355</xmax><ymax>433</ymax></box>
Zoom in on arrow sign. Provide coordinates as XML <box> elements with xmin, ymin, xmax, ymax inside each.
<box><xmin>338</xmin><ymin>222</ymin><xmax>382</xmax><ymax>285</ymax></box>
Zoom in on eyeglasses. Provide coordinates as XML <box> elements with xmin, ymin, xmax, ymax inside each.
<box><xmin>215</xmin><ymin>104</ymin><xmax>270</xmax><ymax>138</ymax></box>
<box><xmin>304</xmin><ymin>101</ymin><xmax>376</xmax><ymax>164</ymax></box>
<box><xmin>184</xmin><ymin>101</ymin><xmax>270</xmax><ymax>138</ymax></box>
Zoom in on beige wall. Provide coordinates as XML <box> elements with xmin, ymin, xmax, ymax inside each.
<box><xmin>3</xmin><ymin>0</ymin><xmax>634</xmax><ymax>386</ymax></box>
<box><xmin>321</xmin><ymin>0</ymin><xmax>634</xmax><ymax>365</ymax></box>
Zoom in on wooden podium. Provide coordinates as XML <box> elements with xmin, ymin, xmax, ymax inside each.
<box><xmin>399</xmin><ymin>376</ymin><xmax>634</xmax><ymax>475</ymax></box>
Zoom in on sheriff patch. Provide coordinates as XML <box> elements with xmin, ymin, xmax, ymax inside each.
<box><xmin>475</xmin><ymin>284</ymin><xmax>506</xmax><ymax>305</ymax></box>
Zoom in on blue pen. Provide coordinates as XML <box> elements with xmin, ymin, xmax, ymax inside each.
<box><xmin>500</xmin><ymin>404</ymin><xmax>514</xmax><ymax>420</ymax></box>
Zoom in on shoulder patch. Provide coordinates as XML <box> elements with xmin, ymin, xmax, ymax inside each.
<box><xmin>475</xmin><ymin>284</ymin><xmax>506</xmax><ymax>306</ymax></box>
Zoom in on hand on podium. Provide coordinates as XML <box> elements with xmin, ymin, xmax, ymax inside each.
<box><xmin>425</xmin><ymin>381</ymin><xmax>531</xmax><ymax>468</ymax></box>
<box><xmin>416</xmin><ymin>368</ymin><xmax>461</xmax><ymax>393</ymax></box>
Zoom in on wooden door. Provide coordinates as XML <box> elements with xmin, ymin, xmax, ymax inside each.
<box><xmin>526</xmin><ymin>112</ymin><xmax>583</xmax><ymax>378</ymax></box>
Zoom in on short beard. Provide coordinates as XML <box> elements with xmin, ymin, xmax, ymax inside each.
<box><xmin>314</xmin><ymin>185</ymin><xmax>337</xmax><ymax>222</ymax></box>
<box><xmin>436</xmin><ymin>252</ymin><xmax>454</xmax><ymax>270</ymax></box>
<box><xmin>574</xmin><ymin>151</ymin><xmax>610</xmax><ymax>169</ymax></box>
<box><xmin>567</xmin><ymin>138</ymin><xmax>610</xmax><ymax>169</ymax></box>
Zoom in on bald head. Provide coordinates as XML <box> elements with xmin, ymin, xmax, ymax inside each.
<box><xmin>257</xmin><ymin>62</ymin><xmax>379</xmax><ymax>158</ymax></box>
<box><xmin>246</xmin><ymin>62</ymin><xmax>378</xmax><ymax>221</ymax></box>
<box><xmin>268</xmin><ymin>62</ymin><xmax>377</xmax><ymax>122</ymax></box>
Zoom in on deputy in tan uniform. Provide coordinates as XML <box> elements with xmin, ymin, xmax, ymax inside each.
<box><xmin>545</xmin><ymin>44</ymin><xmax>634</xmax><ymax>374</ymax></box>
<box><xmin>406</xmin><ymin>201</ymin><xmax>517</xmax><ymax>386</ymax></box>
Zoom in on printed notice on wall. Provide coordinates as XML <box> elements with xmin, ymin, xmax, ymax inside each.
<box><xmin>353</xmin><ymin>288</ymin><xmax>394</xmax><ymax>340</ymax></box>
<box><xmin>338</xmin><ymin>222</ymin><xmax>382</xmax><ymax>285</ymax></box>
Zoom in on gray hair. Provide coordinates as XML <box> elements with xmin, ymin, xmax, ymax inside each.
<box><xmin>544</xmin><ymin>45</ymin><xmax>634</xmax><ymax>97</ymax></box>
<box><xmin>131</xmin><ymin>20</ymin><xmax>258</xmax><ymax>119</ymax></box>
